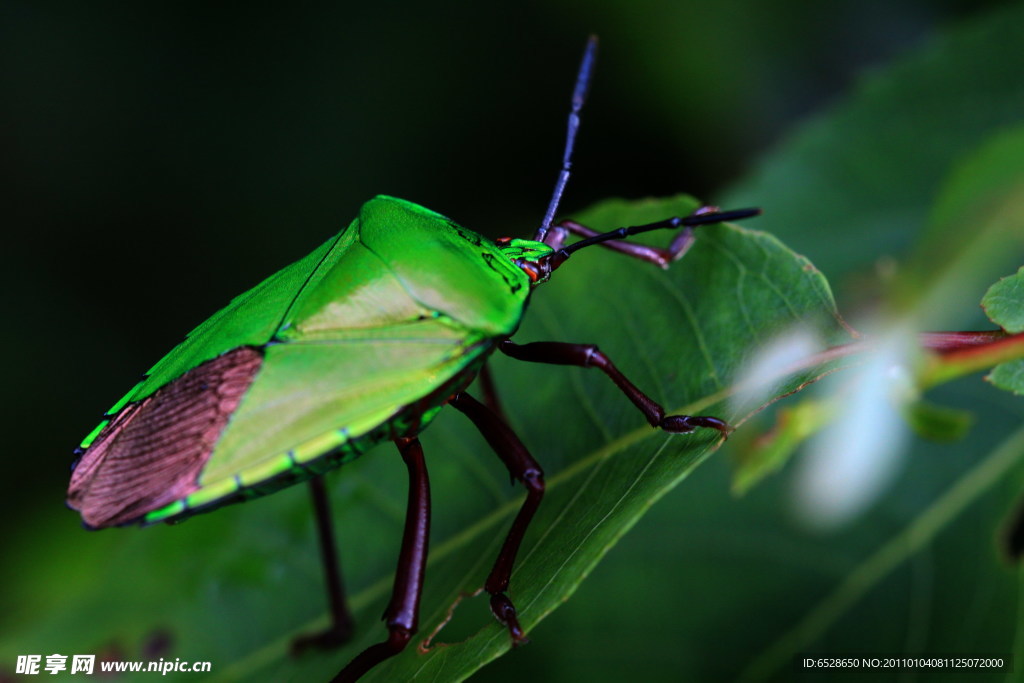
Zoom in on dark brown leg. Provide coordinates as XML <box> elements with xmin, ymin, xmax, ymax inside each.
<box><xmin>499</xmin><ymin>340</ymin><xmax>731</xmax><ymax>437</ymax></box>
<box><xmin>293</xmin><ymin>477</ymin><xmax>356</xmax><ymax>654</ymax></box>
<box><xmin>477</xmin><ymin>362</ymin><xmax>508</xmax><ymax>424</ymax></box>
<box><xmin>544</xmin><ymin>205</ymin><xmax>720</xmax><ymax>268</ymax></box>
<box><xmin>332</xmin><ymin>438</ymin><xmax>431</xmax><ymax>683</ymax></box>
<box><xmin>449</xmin><ymin>392</ymin><xmax>543</xmax><ymax>646</ymax></box>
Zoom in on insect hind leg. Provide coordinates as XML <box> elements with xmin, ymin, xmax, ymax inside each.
<box><xmin>332</xmin><ymin>437</ymin><xmax>431</xmax><ymax>682</ymax></box>
<box><xmin>292</xmin><ymin>476</ymin><xmax>356</xmax><ymax>654</ymax></box>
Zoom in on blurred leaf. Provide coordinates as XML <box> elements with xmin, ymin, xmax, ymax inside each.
<box><xmin>738</xmin><ymin>421</ymin><xmax>1024</xmax><ymax>681</ymax></box>
<box><xmin>722</xmin><ymin>4</ymin><xmax>1024</xmax><ymax>305</ymax></box>
<box><xmin>987</xmin><ymin>360</ymin><xmax>1024</xmax><ymax>396</ymax></box>
<box><xmin>733</xmin><ymin>377</ymin><xmax>976</xmax><ymax>498</ymax></box>
<box><xmin>733</xmin><ymin>325</ymin><xmax>1013</xmax><ymax>503</ymax></box>
<box><xmin>896</xmin><ymin>124</ymin><xmax>1024</xmax><ymax>327</ymax></box>
<box><xmin>908</xmin><ymin>164</ymin><xmax>1024</xmax><ymax>385</ymax></box>
<box><xmin>732</xmin><ymin>398</ymin><xmax>836</xmax><ymax>495</ymax></box>
<box><xmin>1</xmin><ymin>196</ymin><xmax>847</xmax><ymax>682</ymax></box>
<box><xmin>902</xmin><ymin>399</ymin><xmax>974</xmax><ymax>442</ymax></box>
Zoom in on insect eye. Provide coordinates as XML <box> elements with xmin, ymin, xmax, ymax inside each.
<box><xmin>514</xmin><ymin>259</ymin><xmax>540</xmax><ymax>283</ymax></box>
<box><xmin>495</xmin><ymin>237</ymin><xmax>513</xmax><ymax>246</ymax></box>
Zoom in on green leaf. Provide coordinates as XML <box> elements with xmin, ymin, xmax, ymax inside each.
<box><xmin>987</xmin><ymin>359</ymin><xmax>1024</xmax><ymax>396</ymax></box>
<box><xmin>983</xmin><ymin>266</ymin><xmax>1024</xmax><ymax>334</ymax></box>
<box><xmin>0</xmin><ymin>196</ymin><xmax>846</xmax><ymax>681</ymax></box>
<box><xmin>980</xmin><ymin>267</ymin><xmax>1024</xmax><ymax>396</ymax></box>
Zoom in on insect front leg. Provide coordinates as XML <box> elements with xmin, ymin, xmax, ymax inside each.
<box><xmin>499</xmin><ymin>340</ymin><xmax>731</xmax><ymax>438</ymax></box>
<box><xmin>544</xmin><ymin>205</ymin><xmax>721</xmax><ymax>268</ymax></box>
<box><xmin>332</xmin><ymin>437</ymin><xmax>431</xmax><ymax>683</ymax></box>
<box><xmin>292</xmin><ymin>476</ymin><xmax>355</xmax><ymax>654</ymax></box>
<box><xmin>449</xmin><ymin>392</ymin><xmax>544</xmax><ymax>645</ymax></box>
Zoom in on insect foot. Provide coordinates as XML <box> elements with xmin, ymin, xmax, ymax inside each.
<box><xmin>489</xmin><ymin>593</ymin><xmax>530</xmax><ymax>646</ymax></box>
<box><xmin>332</xmin><ymin>628</ymin><xmax>414</xmax><ymax>683</ymax></box>
<box><xmin>660</xmin><ymin>414</ymin><xmax>733</xmax><ymax>439</ymax></box>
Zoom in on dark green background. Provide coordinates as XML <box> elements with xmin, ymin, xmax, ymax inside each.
<box><xmin>2</xmin><ymin>1</ymin><xmax>1018</xmax><ymax>682</ymax></box>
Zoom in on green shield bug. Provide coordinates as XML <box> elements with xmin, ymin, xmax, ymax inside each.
<box><xmin>67</xmin><ymin>37</ymin><xmax>759</xmax><ymax>682</ymax></box>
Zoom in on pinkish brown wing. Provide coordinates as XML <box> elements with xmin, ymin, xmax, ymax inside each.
<box><xmin>68</xmin><ymin>346</ymin><xmax>263</xmax><ymax>528</ymax></box>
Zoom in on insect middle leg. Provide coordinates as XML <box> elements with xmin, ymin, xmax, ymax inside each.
<box><xmin>544</xmin><ymin>205</ymin><xmax>720</xmax><ymax>268</ymax></box>
<box><xmin>499</xmin><ymin>340</ymin><xmax>731</xmax><ymax>437</ymax></box>
<box><xmin>293</xmin><ymin>476</ymin><xmax>356</xmax><ymax>653</ymax></box>
<box><xmin>332</xmin><ymin>437</ymin><xmax>431</xmax><ymax>683</ymax></box>
<box><xmin>477</xmin><ymin>362</ymin><xmax>508</xmax><ymax>423</ymax></box>
<box><xmin>449</xmin><ymin>391</ymin><xmax>544</xmax><ymax>645</ymax></box>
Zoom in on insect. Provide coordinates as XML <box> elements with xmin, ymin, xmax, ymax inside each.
<box><xmin>67</xmin><ymin>37</ymin><xmax>759</xmax><ymax>682</ymax></box>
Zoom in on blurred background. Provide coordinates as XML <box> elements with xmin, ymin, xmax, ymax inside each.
<box><xmin>2</xmin><ymin>1</ymin><xmax>1021</xmax><ymax>681</ymax></box>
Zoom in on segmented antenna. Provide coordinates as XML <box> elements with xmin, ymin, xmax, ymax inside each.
<box><xmin>534</xmin><ymin>36</ymin><xmax>598</xmax><ymax>242</ymax></box>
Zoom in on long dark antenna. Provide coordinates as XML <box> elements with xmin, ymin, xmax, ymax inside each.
<box><xmin>534</xmin><ymin>36</ymin><xmax>598</xmax><ymax>243</ymax></box>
